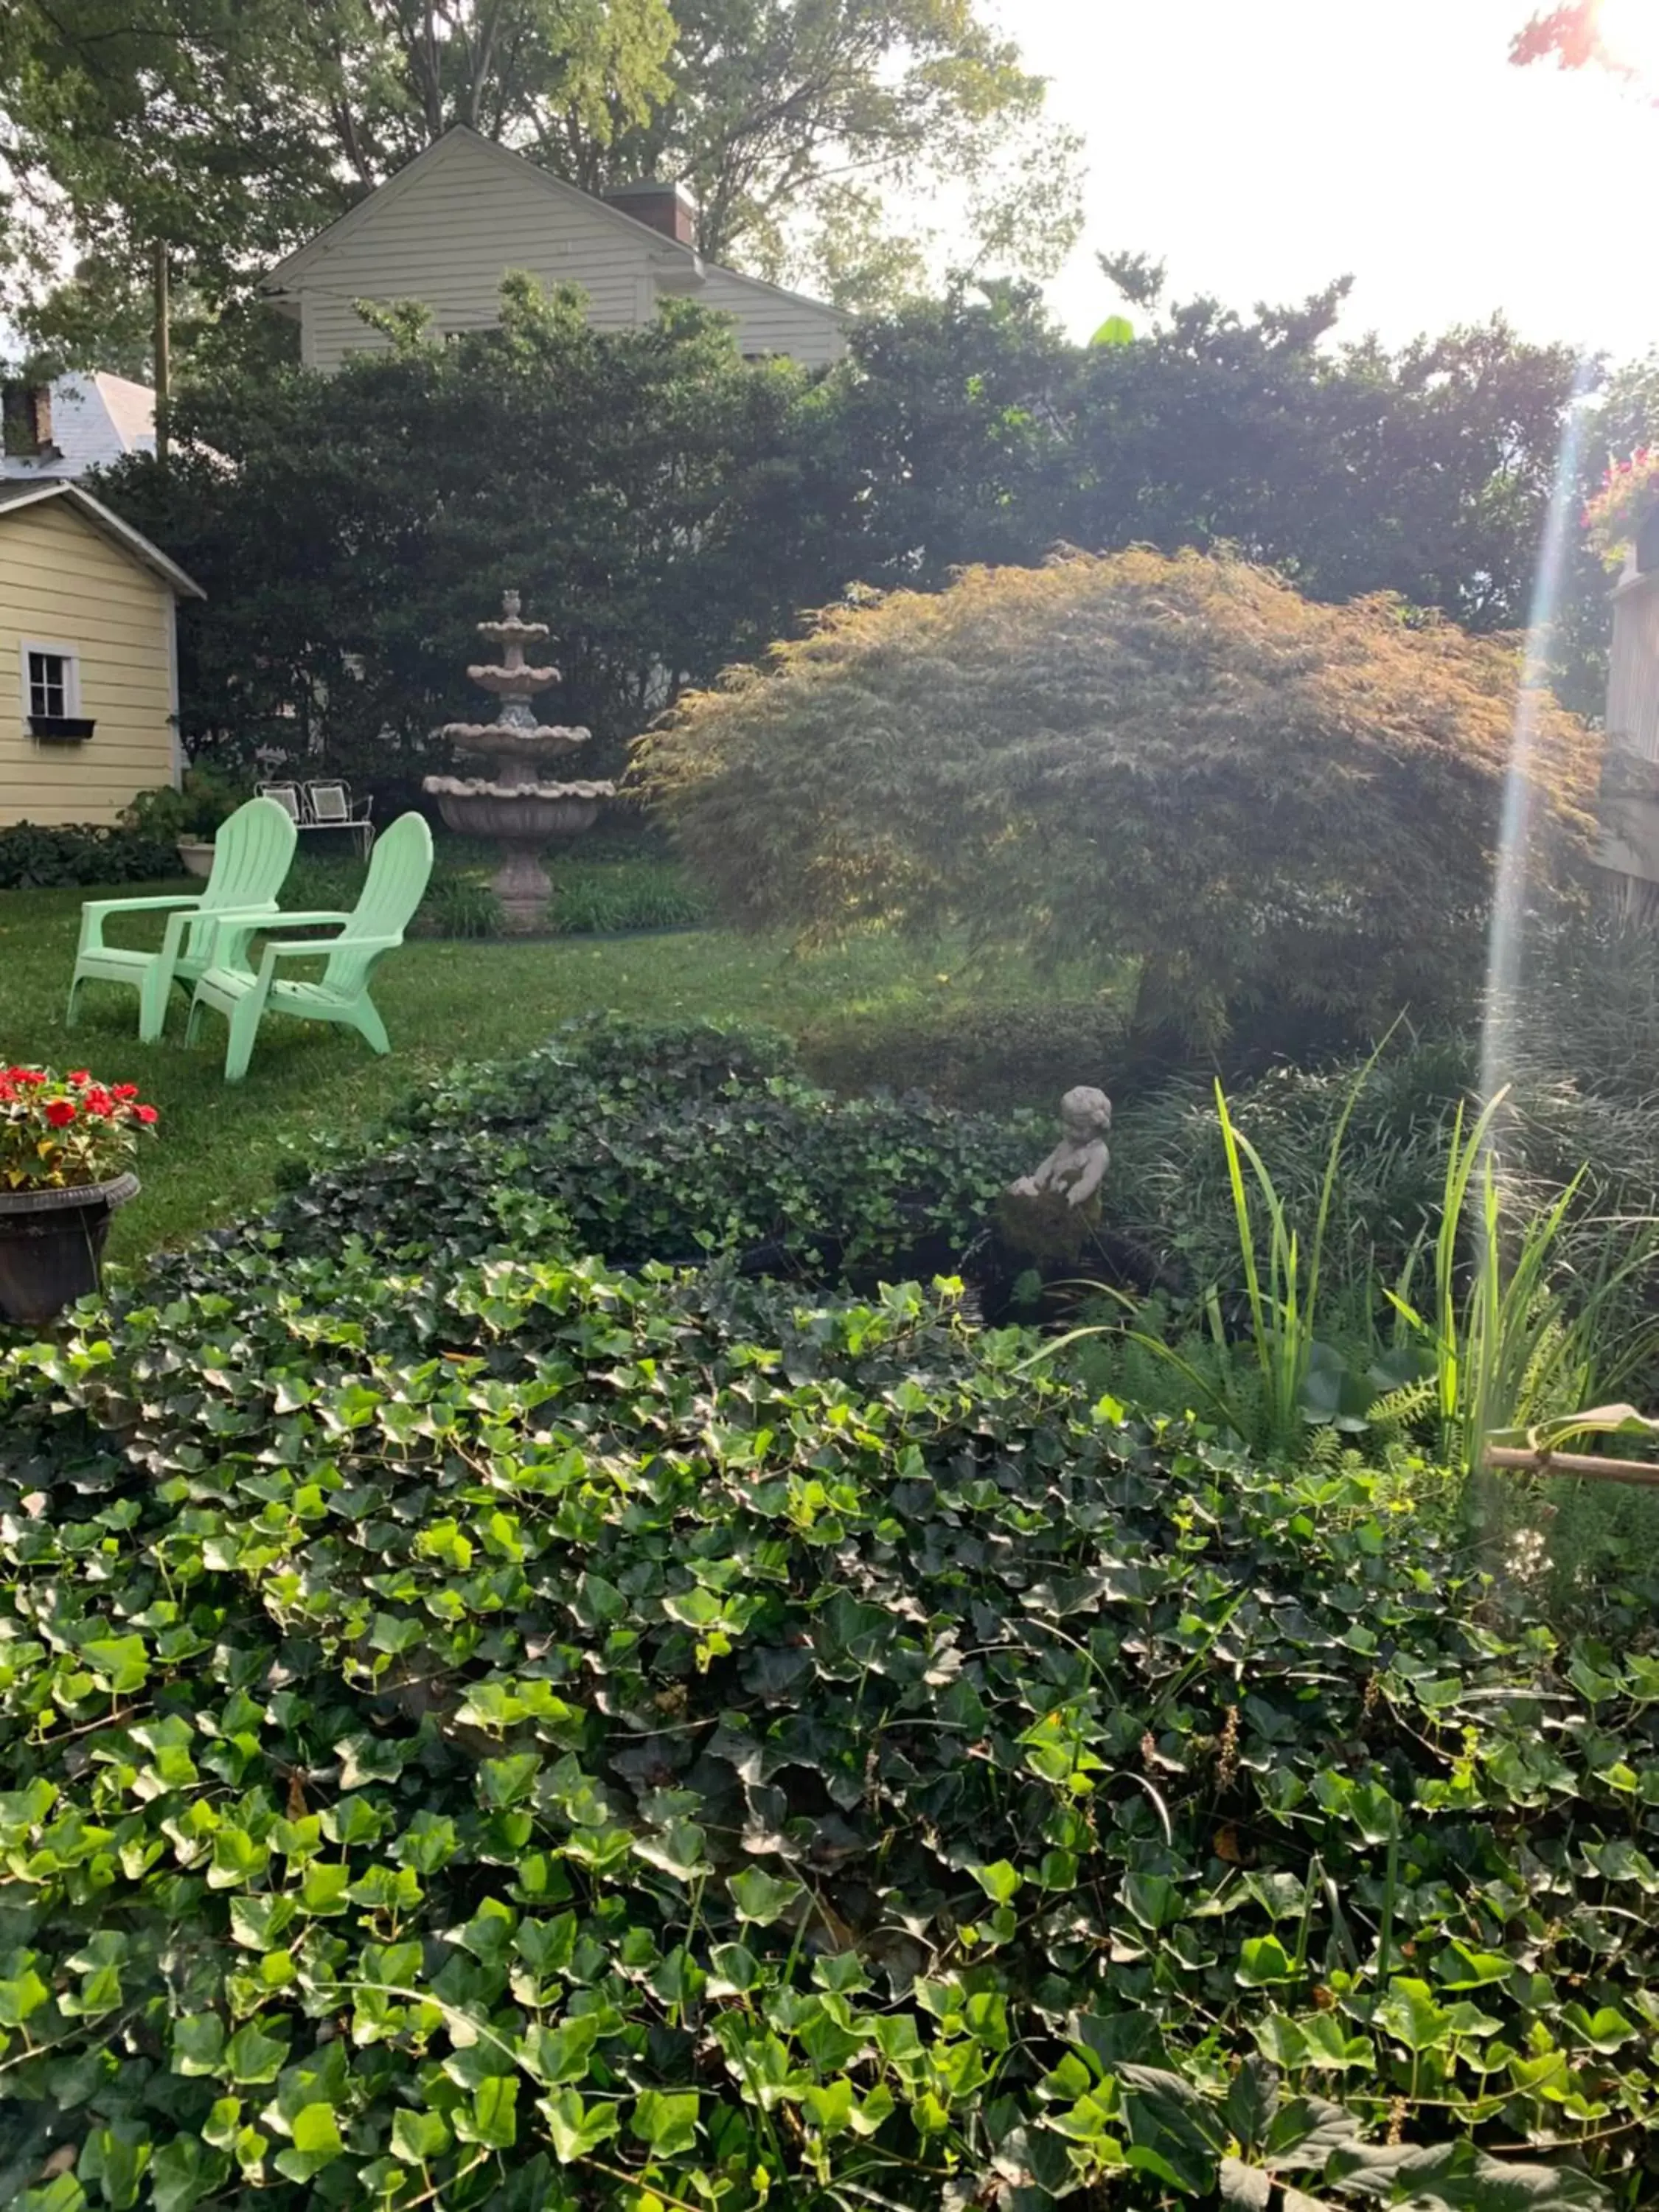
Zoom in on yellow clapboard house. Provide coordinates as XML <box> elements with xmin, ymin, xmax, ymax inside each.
<box><xmin>0</xmin><ymin>479</ymin><xmax>204</xmax><ymax>828</ymax></box>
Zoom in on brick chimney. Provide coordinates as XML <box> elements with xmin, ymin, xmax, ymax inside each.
<box><xmin>1</xmin><ymin>381</ymin><xmax>56</xmax><ymax>459</ymax></box>
<box><xmin>601</xmin><ymin>179</ymin><xmax>698</xmax><ymax>248</ymax></box>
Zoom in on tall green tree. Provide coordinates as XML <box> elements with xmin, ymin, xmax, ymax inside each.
<box><xmin>538</xmin><ymin>0</ymin><xmax>1082</xmax><ymax>293</ymax></box>
<box><xmin>832</xmin><ymin>264</ymin><xmax>1587</xmax><ymax>638</ymax></box>
<box><xmin>0</xmin><ymin>1</ymin><xmax>342</xmax><ymax>310</ymax></box>
<box><xmin>1060</xmin><ymin>256</ymin><xmax>1585</xmax><ymax>636</ymax></box>
<box><xmin>0</xmin><ymin>0</ymin><xmax>675</xmax><ymax>348</ymax></box>
<box><xmin>1</xmin><ymin>0</ymin><xmax>1077</xmax><ymax>365</ymax></box>
<box><xmin>830</xmin><ymin>282</ymin><xmax>1075</xmax><ymax>578</ymax></box>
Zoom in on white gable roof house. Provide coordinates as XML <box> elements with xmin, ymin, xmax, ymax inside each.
<box><xmin>260</xmin><ymin>127</ymin><xmax>848</xmax><ymax>375</ymax></box>
<box><xmin>1</xmin><ymin>372</ymin><xmax>156</xmax><ymax>481</ymax></box>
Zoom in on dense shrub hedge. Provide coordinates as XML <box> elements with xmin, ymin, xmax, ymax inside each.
<box><xmin>0</xmin><ymin>822</ymin><xmax>180</xmax><ymax>891</ymax></box>
<box><xmin>260</xmin><ymin>1017</ymin><xmax>1036</xmax><ymax>1279</ymax></box>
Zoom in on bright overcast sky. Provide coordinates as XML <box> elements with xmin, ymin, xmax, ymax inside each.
<box><xmin>1013</xmin><ymin>0</ymin><xmax>1659</xmax><ymax>366</ymax></box>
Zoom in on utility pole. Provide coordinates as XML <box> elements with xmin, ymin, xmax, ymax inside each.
<box><xmin>152</xmin><ymin>240</ymin><xmax>170</xmax><ymax>470</ymax></box>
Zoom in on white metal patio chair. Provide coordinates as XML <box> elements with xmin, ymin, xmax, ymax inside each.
<box><xmin>257</xmin><ymin>782</ymin><xmax>305</xmax><ymax>826</ymax></box>
<box><xmin>305</xmin><ymin>779</ymin><xmax>375</xmax><ymax>860</ymax></box>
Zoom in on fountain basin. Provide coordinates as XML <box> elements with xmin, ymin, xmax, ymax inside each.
<box><xmin>465</xmin><ymin>664</ymin><xmax>561</xmax><ymax>695</ymax></box>
<box><xmin>476</xmin><ymin>618</ymin><xmax>550</xmax><ymax>646</ymax></box>
<box><xmin>438</xmin><ymin>724</ymin><xmax>591</xmax><ymax>762</ymax></box>
<box><xmin>430</xmin><ymin>785</ymin><xmax>609</xmax><ymax>839</ymax></box>
<box><xmin>425</xmin><ymin>778</ymin><xmax>616</xmax><ymax>933</ymax></box>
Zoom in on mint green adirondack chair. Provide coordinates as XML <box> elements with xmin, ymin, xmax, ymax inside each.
<box><xmin>185</xmin><ymin>812</ymin><xmax>434</xmax><ymax>1082</ymax></box>
<box><xmin>67</xmin><ymin>796</ymin><xmax>298</xmax><ymax>1044</ymax></box>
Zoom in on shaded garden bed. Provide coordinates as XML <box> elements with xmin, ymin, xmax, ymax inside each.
<box><xmin>0</xmin><ymin>1037</ymin><xmax>1652</xmax><ymax>2208</ymax></box>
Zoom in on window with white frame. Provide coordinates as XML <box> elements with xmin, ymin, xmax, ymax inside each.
<box><xmin>20</xmin><ymin>642</ymin><xmax>80</xmax><ymax>723</ymax></box>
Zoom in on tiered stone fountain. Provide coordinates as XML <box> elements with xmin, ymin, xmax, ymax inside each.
<box><xmin>423</xmin><ymin>591</ymin><xmax>612</xmax><ymax>932</ymax></box>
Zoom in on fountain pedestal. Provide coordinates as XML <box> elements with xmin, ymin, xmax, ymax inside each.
<box><xmin>423</xmin><ymin>593</ymin><xmax>613</xmax><ymax>933</ymax></box>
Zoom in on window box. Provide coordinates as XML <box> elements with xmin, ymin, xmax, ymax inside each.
<box><xmin>28</xmin><ymin>714</ymin><xmax>96</xmax><ymax>741</ymax></box>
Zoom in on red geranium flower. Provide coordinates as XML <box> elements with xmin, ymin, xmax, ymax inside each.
<box><xmin>44</xmin><ymin>1099</ymin><xmax>77</xmax><ymax>1128</ymax></box>
<box><xmin>133</xmin><ymin>1104</ymin><xmax>159</xmax><ymax>1125</ymax></box>
<box><xmin>11</xmin><ymin>1070</ymin><xmax>44</xmax><ymax>1087</ymax></box>
<box><xmin>66</xmin><ymin>1070</ymin><xmax>90</xmax><ymax>1086</ymax></box>
<box><xmin>112</xmin><ymin>1085</ymin><xmax>139</xmax><ymax>1102</ymax></box>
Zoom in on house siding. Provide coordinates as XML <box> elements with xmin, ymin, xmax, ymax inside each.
<box><xmin>695</xmin><ymin>268</ymin><xmax>847</xmax><ymax>368</ymax></box>
<box><xmin>0</xmin><ymin>501</ymin><xmax>178</xmax><ymax>827</ymax></box>
<box><xmin>285</xmin><ymin>133</ymin><xmax>846</xmax><ymax>371</ymax></box>
<box><xmin>296</xmin><ymin>141</ymin><xmax>669</xmax><ymax>370</ymax></box>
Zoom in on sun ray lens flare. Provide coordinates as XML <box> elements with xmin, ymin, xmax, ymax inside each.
<box><xmin>1478</xmin><ymin>352</ymin><xmax>1599</xmax><ymax>1117</ymax></box>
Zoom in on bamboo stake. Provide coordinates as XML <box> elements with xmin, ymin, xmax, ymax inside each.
<box><xmin>1484</xmin><ymin>1445</ymin><xmax>1659</xmax><ymax>1488</ymax></box>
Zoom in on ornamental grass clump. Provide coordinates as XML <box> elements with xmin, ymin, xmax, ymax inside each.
<box><xmin>0</xmin><ymin>1065</ymin><xmax>158</xmax><ymax>1191</ymax></box>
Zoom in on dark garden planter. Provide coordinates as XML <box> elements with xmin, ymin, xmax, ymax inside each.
<box><xmin>0</xmin><ymin>1173</ymin><xmax>139</xmax><ymax>1325</ymax></box>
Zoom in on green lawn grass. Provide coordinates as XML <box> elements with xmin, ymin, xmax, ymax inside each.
<box><xmin>0</xmin><ymin>876</ymin><xmax>1047</xmax><ymax>1262</ymax></box>
<box><xmin>288</xmin><ymin>844</ymin><xmax>709</xmax><ymax>936</ymax></box>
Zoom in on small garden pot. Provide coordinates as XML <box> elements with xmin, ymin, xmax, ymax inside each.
<box><xmin>0</xmin><ymin>1173</ymin><xmax>139</xmax><ymax>1326</ymax></box>
<box><xmin>176</xmin><ymin>840</ymin><xmax>215</xmax><ymax>880</ymax></box>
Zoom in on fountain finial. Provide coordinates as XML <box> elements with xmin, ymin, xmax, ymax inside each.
<box><xmin>422</xmin><ymin>587</ymin><xmax>614</xmax><ymax>931</ymax></box>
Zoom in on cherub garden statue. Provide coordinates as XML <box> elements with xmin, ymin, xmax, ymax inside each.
<box><xmin>995</xmin><ymin>1085</ymin><xmax>1113</xmax><ymax>1272</ymax></box>
<box><xmin>1009</xmin><ymin>1085</ymin><xmax>1112</xmax><ymax>1211</ymax></box>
